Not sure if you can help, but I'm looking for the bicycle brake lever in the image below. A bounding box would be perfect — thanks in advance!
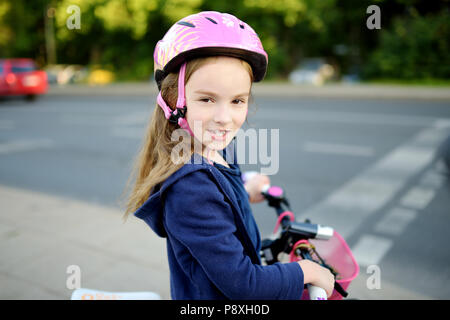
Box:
[334,281,348,298]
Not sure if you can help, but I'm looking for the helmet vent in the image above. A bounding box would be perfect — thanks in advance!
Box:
[239,24,245,29]
[205,17,218,24]
[177,21,195,28]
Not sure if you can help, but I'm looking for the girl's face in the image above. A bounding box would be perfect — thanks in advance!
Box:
[185,56,251,153]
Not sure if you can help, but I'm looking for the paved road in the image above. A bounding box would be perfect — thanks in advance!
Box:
[1,85,449,299]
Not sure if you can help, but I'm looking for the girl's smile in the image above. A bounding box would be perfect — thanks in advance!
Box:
[207,129,232,141]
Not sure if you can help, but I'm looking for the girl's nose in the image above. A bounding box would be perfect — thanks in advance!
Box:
[213,103,232,124]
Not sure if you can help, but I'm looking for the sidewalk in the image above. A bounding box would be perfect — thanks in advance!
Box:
[47,82,450,101]
[0,185,170,299]
[0,184,432,300]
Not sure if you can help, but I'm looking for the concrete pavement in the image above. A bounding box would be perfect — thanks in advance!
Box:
[0,184,170,299]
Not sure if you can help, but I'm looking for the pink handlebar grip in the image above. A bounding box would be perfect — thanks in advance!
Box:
[267,186,283,197]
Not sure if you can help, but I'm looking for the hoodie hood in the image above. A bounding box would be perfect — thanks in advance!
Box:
[133,186,166,237]
[133,141,241,237]
[133,149,261,265]
[133,152,216,237]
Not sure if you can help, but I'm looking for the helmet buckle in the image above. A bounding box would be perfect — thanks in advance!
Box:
[168,106,187,124]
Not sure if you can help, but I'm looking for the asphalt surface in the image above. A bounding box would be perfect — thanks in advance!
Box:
[1,83,449,299]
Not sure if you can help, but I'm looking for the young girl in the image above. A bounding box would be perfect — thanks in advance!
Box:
[124,11,334,300]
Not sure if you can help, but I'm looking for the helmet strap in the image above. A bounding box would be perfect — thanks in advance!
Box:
[156,62,193,136]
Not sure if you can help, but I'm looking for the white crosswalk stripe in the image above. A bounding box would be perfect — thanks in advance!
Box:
[399,186,437,211]
[374,207,418,236]
[297,120,449,240]
[351,235,393,268]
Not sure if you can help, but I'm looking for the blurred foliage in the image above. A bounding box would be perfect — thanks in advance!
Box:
[0,0,448,82]
[362,7,449,80]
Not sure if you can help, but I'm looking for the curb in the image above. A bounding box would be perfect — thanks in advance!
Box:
[47,83,450,101]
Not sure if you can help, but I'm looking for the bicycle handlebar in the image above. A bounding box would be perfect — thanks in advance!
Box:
[261,184,334,240]
[259,183,348,300]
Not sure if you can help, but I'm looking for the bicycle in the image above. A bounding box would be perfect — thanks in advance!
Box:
[71,180,359,300]
[70,288,160,300]
[260,184,360,300]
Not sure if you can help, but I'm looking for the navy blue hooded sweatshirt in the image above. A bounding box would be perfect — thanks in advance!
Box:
[134,148,304,300]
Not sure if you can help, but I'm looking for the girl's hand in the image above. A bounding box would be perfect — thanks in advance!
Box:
[243,173,270,203]
[298,260,335,298]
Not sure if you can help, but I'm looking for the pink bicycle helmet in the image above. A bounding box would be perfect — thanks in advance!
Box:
[154,11,268,137]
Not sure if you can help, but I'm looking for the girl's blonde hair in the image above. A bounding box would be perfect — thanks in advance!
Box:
[122,56,254,220]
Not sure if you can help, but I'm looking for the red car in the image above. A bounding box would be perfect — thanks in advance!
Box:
[0,58,48,100]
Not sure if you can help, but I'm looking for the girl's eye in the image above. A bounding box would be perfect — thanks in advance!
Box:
[199,98,246,104]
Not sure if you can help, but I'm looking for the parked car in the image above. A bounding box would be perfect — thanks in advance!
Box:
[289,58,335,86]
[0,58,48,100]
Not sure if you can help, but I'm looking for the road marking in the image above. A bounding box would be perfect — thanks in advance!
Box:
[419,170,445,189]
[60,115,113,126]
[399,186,437,211]
[374,207,418,236]
[325,176,402,213]
[374,145,435,175]
[297,120,449,239]
[0,139,54,155]
[434,119,450,129]
[256,109,447,127]
[60,112,148,128]
[303,142,374,157]
[415,128,450,145]
[351,234,393,268]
